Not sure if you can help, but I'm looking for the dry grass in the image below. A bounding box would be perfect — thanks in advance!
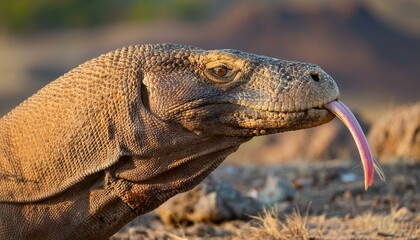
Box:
[165,206,419,240]
[232,205,419,240]
[312,206,420,239]
[235,205,317,240]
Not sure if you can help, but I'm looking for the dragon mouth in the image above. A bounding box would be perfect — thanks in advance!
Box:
[324,100,385,190]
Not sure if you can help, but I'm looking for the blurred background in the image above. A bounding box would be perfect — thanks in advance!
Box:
[0,0,419,163]
[2,3,418,237]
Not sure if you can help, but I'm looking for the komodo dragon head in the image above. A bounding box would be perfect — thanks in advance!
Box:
[141,45,338,136]
[0,44,377,239]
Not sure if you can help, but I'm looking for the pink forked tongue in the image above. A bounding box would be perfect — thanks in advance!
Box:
[325,100,374,190]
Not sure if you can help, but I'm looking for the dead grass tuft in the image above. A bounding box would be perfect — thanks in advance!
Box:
[238,205,317,240]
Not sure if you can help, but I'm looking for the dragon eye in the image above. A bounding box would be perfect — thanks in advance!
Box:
[211,66,229,77]
[204,63,238,83]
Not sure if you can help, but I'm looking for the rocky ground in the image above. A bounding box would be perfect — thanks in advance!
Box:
[111,160,419,240]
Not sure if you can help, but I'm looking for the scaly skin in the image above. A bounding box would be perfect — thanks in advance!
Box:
[0,44,339,239]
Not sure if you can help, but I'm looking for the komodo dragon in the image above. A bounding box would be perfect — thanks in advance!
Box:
[0,43,379,239]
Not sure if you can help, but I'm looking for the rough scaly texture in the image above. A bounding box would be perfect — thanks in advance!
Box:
[0,44,339,239]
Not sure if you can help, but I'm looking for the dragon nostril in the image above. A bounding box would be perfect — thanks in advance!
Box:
[310,72,320,82]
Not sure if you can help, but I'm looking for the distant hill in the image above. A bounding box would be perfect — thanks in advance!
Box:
[199,2,420,106]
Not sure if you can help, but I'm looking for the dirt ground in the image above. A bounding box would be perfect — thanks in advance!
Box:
[112,160,419,240]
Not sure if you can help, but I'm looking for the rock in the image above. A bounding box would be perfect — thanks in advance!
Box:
[258,175,295,205]
[339,172,358,183]
[368,102,420,162]
[155,175,262,224]
[393,207,414,222]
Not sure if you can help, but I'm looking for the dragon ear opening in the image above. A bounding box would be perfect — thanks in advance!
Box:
[140,83,151,111]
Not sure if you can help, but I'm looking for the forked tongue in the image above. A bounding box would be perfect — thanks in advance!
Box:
[324,100,381,190]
